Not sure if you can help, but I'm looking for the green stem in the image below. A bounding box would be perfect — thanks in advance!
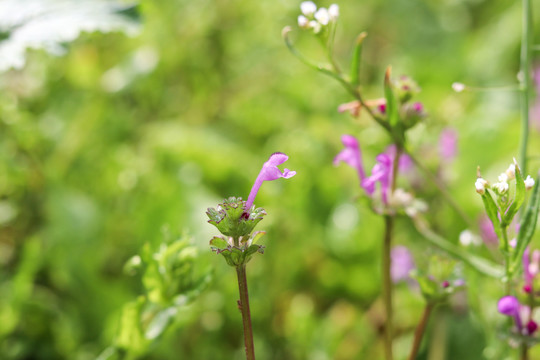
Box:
[236,265,255,360]
[500,225,511,294]
[519,0,533,175]
[408,303,434,360]
[521,343,528,360]
[383,214,394,360]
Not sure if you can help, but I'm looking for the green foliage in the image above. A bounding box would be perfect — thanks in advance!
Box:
[105,234,211,359]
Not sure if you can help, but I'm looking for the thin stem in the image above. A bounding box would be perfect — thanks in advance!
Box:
[408,303,434,360]
[521,343,528,360]
[382,214,394,360]
[236,265,255,360]
[500,225,511,294]
[519,0,533,175]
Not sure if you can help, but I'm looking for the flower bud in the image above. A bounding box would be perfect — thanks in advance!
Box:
[475,178,488,194]
[525,175,535,190]
[328,4,339,20]
[300,1,317,16]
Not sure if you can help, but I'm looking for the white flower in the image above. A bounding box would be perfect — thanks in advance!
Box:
[525,175,535,190]
[475,178,488,194]
[298,15,309,28]
[459,230,481,247]
[498,173,508,183]
[309,20,321,33]
[452,82,466,93]
[300,1,317,16]
[506,164,516,180]
[329,4,339,20]
[314,7,330,25]
[493,181,509,194]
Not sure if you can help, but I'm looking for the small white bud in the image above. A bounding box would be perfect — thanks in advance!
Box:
[525,175,535,190]
[452,82,466,93]
[475,178,488,194]
[309,20,321,34]
[314,7,330,25]
[298,15,309,28]
[493,181,509,194]
[328,4,339,20]
[300,1,317,16]
[506,164,516,180]
[498,173,508,183]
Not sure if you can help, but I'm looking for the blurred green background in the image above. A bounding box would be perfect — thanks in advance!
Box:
[1,0,540,359]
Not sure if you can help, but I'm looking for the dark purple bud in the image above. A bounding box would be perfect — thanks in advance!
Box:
[442,280,450,288]
[378,103,386,114]
[527,320,538,335]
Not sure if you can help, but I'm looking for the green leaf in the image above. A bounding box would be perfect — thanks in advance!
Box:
[384,66,399,127]
[144,307,178,340]
[209,236,230,251]
[481,189,502,239]
[511,174,540,273]
[503,161,525,226]
[0,0,140,72]
[349,32,367,87]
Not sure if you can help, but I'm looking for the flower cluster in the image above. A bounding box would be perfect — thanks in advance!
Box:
[207,153,296,266]
[475,162,535,196]
[498,295,538,337]
[334,135,426,215]
[297,1,339,34]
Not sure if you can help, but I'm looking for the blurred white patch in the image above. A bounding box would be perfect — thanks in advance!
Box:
[459,230,481,246]
[0,201,17,224]
[101,67,128,92]
[132,46,159,74]
[331,203,358,231]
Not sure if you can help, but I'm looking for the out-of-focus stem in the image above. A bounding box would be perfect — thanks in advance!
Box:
[408,303,434,360]
[382,214,394,360]
[236,265,255,360]
[519,0,533,175]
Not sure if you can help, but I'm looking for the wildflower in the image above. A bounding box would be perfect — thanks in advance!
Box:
[300,1,317,16]
[475,178,488,194]
[452,82,466,93]
[328,4,339,20]
[391,246,415,283]
[523,247,540,293]
[333,135,366,183]
[525,175,535,190]
[506,164,516,180]
[314,7,330,25]
[362,153,393,204]
[492,181,509,194]
[245,152,296,210]
[498,296,538,336]
[439,128,458,162]
[298,15,309,28]
[479,216,498,245]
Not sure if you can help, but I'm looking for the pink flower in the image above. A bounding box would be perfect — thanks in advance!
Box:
[439,128,458,162]
[333,135,366,183]
[245,153,296,210]
[391,246,415,283]
[498,296,522,330]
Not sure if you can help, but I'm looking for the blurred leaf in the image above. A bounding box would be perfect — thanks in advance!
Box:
[503,162,525,226]
[384,66,399,127]
[349,32,367,87]
[0,0,140,72]
[511,175,540,273]
[481,189,502,239]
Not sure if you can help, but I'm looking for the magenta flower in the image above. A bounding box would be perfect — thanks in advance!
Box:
[333,135,366,183]
[439,128,458,162]
[523,247,540,293]
[390,246,415,283]
[362,154,393,204]
[245,153,296,210]
[498,295,523,331]
[335,136,409,204]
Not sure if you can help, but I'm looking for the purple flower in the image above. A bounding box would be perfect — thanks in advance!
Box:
[391,246,415,283]
[362,154,393,204]
[498,296,523,331]
[523,247,540,294]
[333,135,366,183]
[335,136,410,205]
[439,128,458,162]
[245,153,296,210]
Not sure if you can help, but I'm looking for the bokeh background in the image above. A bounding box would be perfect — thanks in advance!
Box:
[1,0,540,359]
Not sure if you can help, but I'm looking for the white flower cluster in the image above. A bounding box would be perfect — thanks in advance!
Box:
[475,161,535,195]
[297,1,339,34]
